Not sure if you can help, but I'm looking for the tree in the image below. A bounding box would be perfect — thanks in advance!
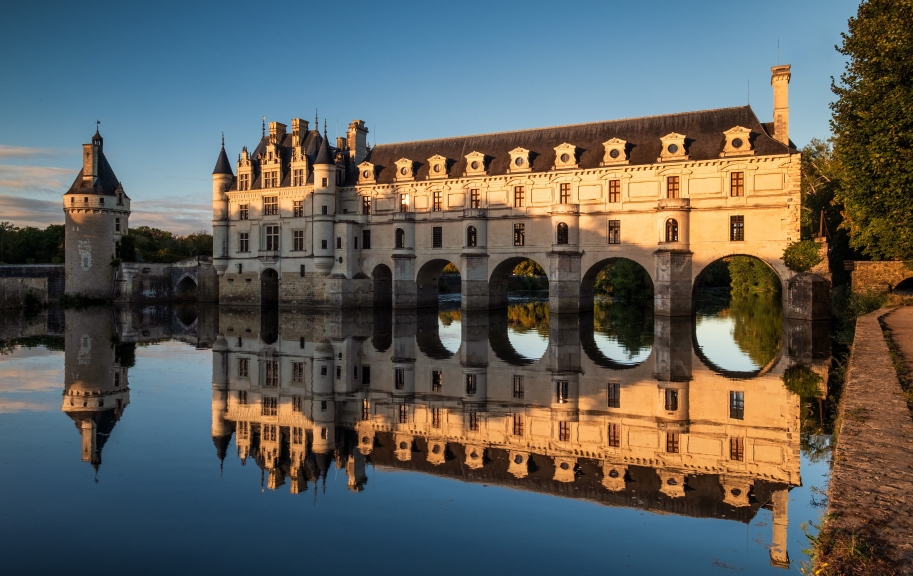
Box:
[831,0,913,260]
[593,260,653,300]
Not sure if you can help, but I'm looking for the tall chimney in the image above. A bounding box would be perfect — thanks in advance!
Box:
[347,120,369,164]
[771,64,791,146]
[82,143,98,184]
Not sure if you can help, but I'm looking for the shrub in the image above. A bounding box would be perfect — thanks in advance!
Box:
[783,364,823,397]
[783,240,824,272]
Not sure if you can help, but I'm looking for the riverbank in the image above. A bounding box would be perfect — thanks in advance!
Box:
[814,307,913,575]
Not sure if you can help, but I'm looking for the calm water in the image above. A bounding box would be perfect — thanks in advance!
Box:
[0,293,831,575]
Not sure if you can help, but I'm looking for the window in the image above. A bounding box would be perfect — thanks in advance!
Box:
[554,380,570,404]
[466,226,477,247]
[559,421,571,442]
[239,204,249,220]
[666,176,680,199]
[288,230,302,251]
[299,265,305,278]
[432,226,443,248]
[239,174,250,191]
[433,190,442,211]
[730,437,744,461]
[729,391,745,420]
[262,424,277,442]
[99,197,104,205]
[238,390,248,405]
[292,169,305,187]
[118,193,123,205]
[398,404,409,424]
[608,220,620,244]
[262,396,278,416]
[336,365,341,380]
[292,362,304,383]
[115,218,120,232]
[469,411,480,431]
[320,400,327,411]
[559,182,571,204]
[665,218,679,242]
[556,222,569,245]
[321,205,327,215]
[607,383,620,408]
[292,426,303,444]
[730,171,745,197]
[237,421,249,439]
[665,432,679,453]
[362,365,371,384]
[432,408,442,429]
[513,375,524,399]
[263,360,279,387]
[664,389,679,411]
[400,194,409,212]
[264,171,279,189]
[730,215,744,241]
[607,423,620,447]
[265,225,280,250]
[395,228,405,249]
[292,396,303,412]
[465,374,477,395]
[608,179,620,203]
[354,236,358,249]
[470,188,480,209]
[320,427,328,439]
[293,200,304,217]
[320,365,327,376]
[394,368,405,390]
[513,223,525,246]
[362,399,371,420]
[512,414,524,436]
[336,237,342,249]
[237,232,249,253]
[514,186,525,207]
[362,195,371,214]
[321,240,327,249]
[362,230,371,249]
[432,370,442,392]
[264,196,278,215]
[238,358,249,378]
[237,263,243,274]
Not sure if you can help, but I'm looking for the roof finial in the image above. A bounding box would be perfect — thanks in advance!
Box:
[315,108,319,130]
[95,119,100,133]
[262,116,266,138]
[323,119,327,136]
[221,132,225,148]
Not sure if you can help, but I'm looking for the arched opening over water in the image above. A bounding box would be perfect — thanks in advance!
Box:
[173,304,198,329]
[260,268,279,305]
[488,302,550,364]
[580,257,654,311]
[174,276,198,301]
[372,264,392,308]
[692,255,783,376]
[416,259,461,309]
[489,257,549,309]
[583,301,654,369]
[416,307,459,359]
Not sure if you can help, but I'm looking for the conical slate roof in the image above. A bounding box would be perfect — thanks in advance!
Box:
[313,133,334,165]
[212,146,234,175]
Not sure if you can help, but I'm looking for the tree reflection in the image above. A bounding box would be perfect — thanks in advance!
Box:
[593,299,654,358]
[729,292,782,368]
[506,302,549,337]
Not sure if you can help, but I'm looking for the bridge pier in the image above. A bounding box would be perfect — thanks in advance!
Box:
[654,250,693,317]
[548,250,582,314]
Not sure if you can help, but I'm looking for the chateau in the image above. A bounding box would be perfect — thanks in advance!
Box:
[213,64,821,317]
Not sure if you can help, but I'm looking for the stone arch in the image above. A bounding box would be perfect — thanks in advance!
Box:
[260,268,279,305]
[415,308,458,359]
[895,276,913,294]
[174,275,198,301]
[487,255,550,310]
[415,258,460,308]
[691,319,782,380]
[580,257,654,311]
[488,310,548,366]
[371,264,393,308]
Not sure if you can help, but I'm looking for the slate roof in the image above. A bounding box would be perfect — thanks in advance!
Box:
[65,134,122,196]
[212,146,234,175]
[357,105,792,186]
[241,129,335,190]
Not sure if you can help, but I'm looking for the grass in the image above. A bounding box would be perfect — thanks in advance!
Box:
[803,517,899,576]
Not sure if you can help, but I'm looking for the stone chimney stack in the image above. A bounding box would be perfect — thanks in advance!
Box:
[82,142,99,184]
[347,120,369,164]
[269,121,287,144]
[291,118,309,147]
[771,64,791,146]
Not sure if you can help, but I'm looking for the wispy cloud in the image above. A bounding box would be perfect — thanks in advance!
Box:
[130,196,213,235]
[0,398,54,413]
[0,145,74,160]
[0,164,73,193]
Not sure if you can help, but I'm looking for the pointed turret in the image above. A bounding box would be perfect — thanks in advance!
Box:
[212,138,234,176]
[314,132,334,165]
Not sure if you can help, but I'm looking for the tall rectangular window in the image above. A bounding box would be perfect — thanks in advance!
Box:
[432,407,442,429]
[238,358,249,378]
[608,220,620,244]
[432,226,443,248]
[513,375,524,399]
[293,230,304,251]
[666,432,680,453]
[292,396,303,413]
[607,423,620,447]
[730,171,745,197]
[465,374,477,395]
[470,189,480,209]
[115,218,121,232]
[293,200,304,217]
[300,265,305,277]
[730,437,744,461]
[556,380,569,404]
[512,414,524,436]
[469,411,480,431]
[514,223,525,246]
[664,389,679,411]
[291,426,303,444]
[400,194,409,212]
[394,368,405,390]
[559,421,571,442]
[292,169,305,187]
[433,191,442,211]
[362,230,371,249]
[237,421,249,439]
[239,174,250,191]
[265,225,280,250]
[398,404,409,424]
[608,179,620,203]
[431,370,442,392]
[292,362,304,383]
[239,232,249,252]
[321,206,327,215]
[262,360,279,387]
[239,204,249,220]
[262,396,278,416]
[514,186,525,207]
[362,365,370,384]
[730,215,745,241]
[336,237,342,249]
[729,391,745,420]
[264,196,278,215]
[362,399,371,420]
[607,382,620,408]
[362,196,371,214]
[667,176,680,199]
[262,424,277,442]
[559,183,571,204]
[263,171,278,188]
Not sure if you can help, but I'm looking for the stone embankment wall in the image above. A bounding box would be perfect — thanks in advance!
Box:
[0,265,65,300]
[114,257,218,303]
[0,277,47,309]
[824,308,913,570]
[849,260,913,293]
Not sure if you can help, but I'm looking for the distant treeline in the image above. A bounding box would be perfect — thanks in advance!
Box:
[0,222,213,265]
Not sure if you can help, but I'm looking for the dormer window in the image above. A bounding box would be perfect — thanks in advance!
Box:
[357,161,376,184]
[601,138,629,166]
[553,143,578,169]
[99,197,104,205]
[721,126,755,157]
[395,158,415,181]
[238,174,250,191]
[508,147,531,173]
[428,155,448,179]
[659,133,689,162]
[464,151,487,176]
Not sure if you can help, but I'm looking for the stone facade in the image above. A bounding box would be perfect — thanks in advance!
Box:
[0,277,47,309]
[848,260,913,293]
[0,264,66,300]
[113,257,219,303]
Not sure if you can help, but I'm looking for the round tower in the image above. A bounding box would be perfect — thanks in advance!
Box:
[212,136,234,276]
[63,130,131,299]
[312,132,336,273]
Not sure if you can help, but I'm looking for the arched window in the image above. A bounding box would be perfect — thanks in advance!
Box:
[556,222,569,245]
[466,226,477,247]
[665,219,679,242]
[395,228,405,249]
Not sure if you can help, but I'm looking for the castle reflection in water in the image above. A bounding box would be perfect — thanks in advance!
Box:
[57,301,830,569]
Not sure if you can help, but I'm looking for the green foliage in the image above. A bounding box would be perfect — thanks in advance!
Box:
[506,302,549,337]
[511,259,545,277]
[442,262,459,274]
[831,0,913,260]
[122,226,213,263]
[783,365,824,397]
[593,260,653,300]
[729,291,783,367]
[783,240,824,272]
[848,290,888,317]
[593,300,654,358]
[728,256,781,294]
[0,222,65,264]
[696,259,731,288]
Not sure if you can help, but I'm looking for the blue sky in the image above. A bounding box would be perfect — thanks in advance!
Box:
[0,0,859,234]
